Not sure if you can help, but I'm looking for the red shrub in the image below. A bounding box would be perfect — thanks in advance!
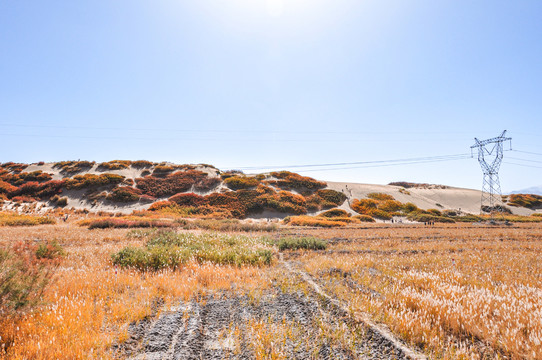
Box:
[107,186,143,202]
[169,193,207,207]
[136,170,208,198]
[0,180,17,194]
[8,180,64,200]
[194,177,221,192]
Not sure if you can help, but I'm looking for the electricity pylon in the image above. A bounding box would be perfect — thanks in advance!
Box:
[471,130,512,218]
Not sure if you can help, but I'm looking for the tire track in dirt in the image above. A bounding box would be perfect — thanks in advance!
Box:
[280,255,427,360]
[121,259,426,360]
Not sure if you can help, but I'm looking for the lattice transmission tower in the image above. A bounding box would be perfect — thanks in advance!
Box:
[471,130,512,217]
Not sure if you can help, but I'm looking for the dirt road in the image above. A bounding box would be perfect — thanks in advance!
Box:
[119,260,423,360]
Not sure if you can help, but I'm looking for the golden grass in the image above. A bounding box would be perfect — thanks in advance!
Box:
[294,224,542,359]
[0,225,267,359]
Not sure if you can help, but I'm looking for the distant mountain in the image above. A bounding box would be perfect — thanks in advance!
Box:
[510,186,542,196]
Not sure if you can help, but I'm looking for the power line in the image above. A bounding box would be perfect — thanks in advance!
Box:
[511,149,542,157]
[503,161,542,169]
[290,157,471,173]
[507,157,542,164]
[233,153,472,172]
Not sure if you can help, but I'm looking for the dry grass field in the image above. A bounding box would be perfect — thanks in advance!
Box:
[1,222,541,359]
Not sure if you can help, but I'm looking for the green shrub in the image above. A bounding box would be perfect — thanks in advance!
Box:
[407,212,455,223]
[224,176,259,190]
[278,237,327,251]
[35,240,65,260]
[402,202,420,213]
[111,232,273,270]
[427,209,442,216]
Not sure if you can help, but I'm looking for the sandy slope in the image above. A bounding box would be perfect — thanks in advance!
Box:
[5,163,537,216]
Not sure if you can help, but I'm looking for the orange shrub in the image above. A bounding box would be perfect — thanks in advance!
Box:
[315,189,347,206]
[18,171,53,183]
[351,199,378,214]
[53,161,95,174]
[268,171,326,191]
[367,192,395,201]
[0,180,17,195]
[97,160,131,170]
[379,200,403,212]
[284,215,346,227]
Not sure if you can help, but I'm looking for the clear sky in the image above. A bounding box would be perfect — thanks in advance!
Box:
[1,1,541,192]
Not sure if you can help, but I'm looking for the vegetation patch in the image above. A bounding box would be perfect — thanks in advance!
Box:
[132,160,154,168]
[506,194,542,209]
[319,208,350,218]
[0,241,62,316]
[136,170,208,198]
[65,173,124,190]
[86,218,175,229]
[107,186,143,202]
[111,231,273,270]
[268,171,326,192]
[224,176,260,190]
[0,212,56,226]
[97,160,131,171]
[53,161,95,174]
[176,218,278,232]
[283,215,347,227]
[353,214,376,222]
[367,192,395,201]
[277,236,327,251]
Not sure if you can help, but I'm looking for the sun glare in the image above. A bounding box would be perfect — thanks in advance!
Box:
[266,0,284,17]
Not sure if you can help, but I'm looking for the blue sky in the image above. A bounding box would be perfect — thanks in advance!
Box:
[1,1,541,192]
